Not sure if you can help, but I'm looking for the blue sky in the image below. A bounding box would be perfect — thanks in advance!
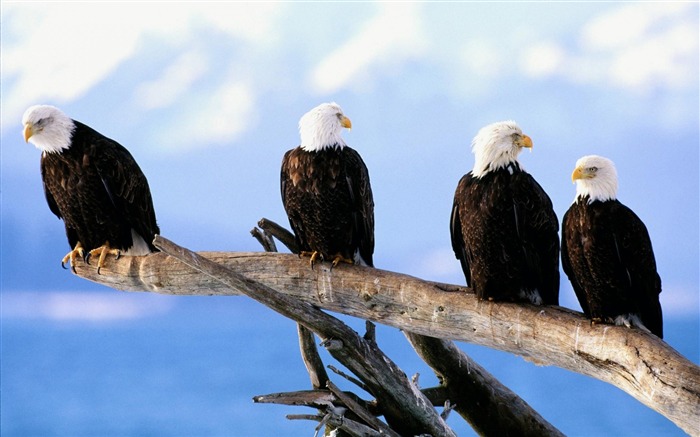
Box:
[1,2,698,435]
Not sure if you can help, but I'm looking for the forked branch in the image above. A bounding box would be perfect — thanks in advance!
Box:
[151,235,455,436]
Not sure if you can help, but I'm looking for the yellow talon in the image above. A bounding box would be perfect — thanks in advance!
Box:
[87,242,121,275]
[61,242,85,273]
[330,254,354,269]
[299,250,322,269]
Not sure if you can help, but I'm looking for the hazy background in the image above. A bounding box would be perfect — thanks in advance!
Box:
[2,2,698,436]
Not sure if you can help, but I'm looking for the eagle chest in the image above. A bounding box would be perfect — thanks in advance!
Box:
[43,150,109,218]
[289,153,344,194]
[44,153,80,201]
[283,148,357,250]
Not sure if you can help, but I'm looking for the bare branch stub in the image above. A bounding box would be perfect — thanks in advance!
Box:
[250,227,277,252]
[253,390,337,408]
[257,218,298,254]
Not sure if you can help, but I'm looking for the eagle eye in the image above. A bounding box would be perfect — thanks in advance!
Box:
[36,117,52,128]
[588,166,598,173]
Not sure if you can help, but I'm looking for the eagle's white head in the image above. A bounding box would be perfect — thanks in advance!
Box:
[571,155,618,203]
[299,102,352,152]
[471,120,533,178]
[22,105,75,154]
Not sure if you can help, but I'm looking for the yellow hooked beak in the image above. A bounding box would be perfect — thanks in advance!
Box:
[23,123,34,142]
[340,115,352,130]
[516,134,533,149]
[571,166,590,183]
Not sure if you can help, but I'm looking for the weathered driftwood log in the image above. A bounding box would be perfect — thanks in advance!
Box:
[149,236,455,437]
[73,244,700,435]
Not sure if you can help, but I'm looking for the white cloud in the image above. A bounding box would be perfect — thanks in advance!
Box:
[1,291,173,322]
[134,51,209,111]
[195,3,281,44]
[520,41,566,79]
[0,3,282,133]
[198,79,256,145]
[159,74,257,151]
[308,3,428,94]
[608,21,698,90]
[520,3,699,93]
[581,2,690,51]
[2,3,146,126]
[460,39,504,78]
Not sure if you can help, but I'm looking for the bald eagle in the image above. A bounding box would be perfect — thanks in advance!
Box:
[562,155,662,337]
[23,105,160,274]
[450,121,559,304]
[281,102,374,268]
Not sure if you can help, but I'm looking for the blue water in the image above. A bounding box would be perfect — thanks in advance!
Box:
[2,291,696,436]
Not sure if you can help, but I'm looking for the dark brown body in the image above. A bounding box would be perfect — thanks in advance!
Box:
[41,121,159,254]
[450,164,560,304]
[561,196,663,337]
[281,145,374,266]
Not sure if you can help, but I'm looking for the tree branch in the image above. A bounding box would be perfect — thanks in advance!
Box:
[250,226,277,253]
[326,380,400,437]
[257,218,298,254]
[297,324,329,390]
[150,235,455,437]
[287,413,384,437]
[405,332,565,436]
[73,246,700,435]
[253,219,561,435]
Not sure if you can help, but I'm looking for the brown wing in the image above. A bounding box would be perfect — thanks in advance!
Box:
[450,174,472,286]
[280,147,309,254]
[86,125,160,251]
[561,204,591,315]
[342,147,374,267]
[612,202,663,337]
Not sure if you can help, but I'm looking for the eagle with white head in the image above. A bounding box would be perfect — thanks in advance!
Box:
[23,104,160,273]
[562,155,663,337]
[450,120,560,304]
[281,102,374,268]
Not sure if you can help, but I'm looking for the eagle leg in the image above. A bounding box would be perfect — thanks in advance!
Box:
[86,242,121,275]
[61,242,86,273]
[330,254,354,269]
[299,250,322,269]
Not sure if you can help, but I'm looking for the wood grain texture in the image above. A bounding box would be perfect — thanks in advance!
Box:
[73,246,700,435]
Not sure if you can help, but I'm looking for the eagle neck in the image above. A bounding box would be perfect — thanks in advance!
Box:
[576,178,618,204]
[472,160,521,179]
[301,141,346,153]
